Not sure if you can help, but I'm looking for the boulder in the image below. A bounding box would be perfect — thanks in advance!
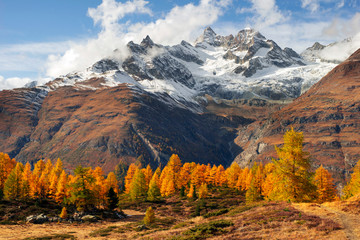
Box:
[26,214,49,224]
[81,215,97,222]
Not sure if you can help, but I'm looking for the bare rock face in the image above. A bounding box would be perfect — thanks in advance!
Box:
[235,48,360,184]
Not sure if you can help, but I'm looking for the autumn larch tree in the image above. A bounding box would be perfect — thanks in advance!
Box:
[21,162,32,200]
[55,170,68,203]
[124,163,138,194]
[198,183,208,199]
[147,172,161,202]
[69,165,96,211]
[144,206,155,225]
[314,165,337,203]
[343,160,360,199]
[129,168,147,201]
[0,153,16,191]
[271,127,316,202]
[3,162,24,200]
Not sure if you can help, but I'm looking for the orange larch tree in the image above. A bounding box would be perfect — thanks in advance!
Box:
[55,170,68,203]
[314,165,337,203]
[0,152,17,190]
[124,163,138,194]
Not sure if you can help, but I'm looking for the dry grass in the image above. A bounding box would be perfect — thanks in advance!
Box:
[1,189,360,240]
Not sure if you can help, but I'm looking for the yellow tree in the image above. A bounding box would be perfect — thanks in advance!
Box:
[167,154,182,189]
[209,165,218,186]
[125,163,138,193]
[343,160,360,199]
[0,153,16,190]
[204,164,212,185]
[53,158,63,177]
[252,163,264,195]
[160,174,176,197]
[198,183,208,199]
[187,184,196,199]
[178,163,192,189]
[226,162,241,189]
[55,170,68,203]
[191,164,206,189]
[3,162,24,200]
[142,165,153,190]
[31,159,45,198]
[314,165,337,203]
[215,165,227,186]
[91,167,107,207]
[48,171,59,199]
[236,167,249,191]
[271,127,316,202]
[106,172,119,193]
[21,162,32,200]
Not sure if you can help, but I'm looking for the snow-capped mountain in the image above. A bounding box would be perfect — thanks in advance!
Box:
[301,34,360,64]
[44,27,336,106]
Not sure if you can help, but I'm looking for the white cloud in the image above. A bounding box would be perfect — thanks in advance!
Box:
[0,41,71,72]
[322,12,360,39]
[337,0,345,8]
[301,0,320,13]
[320,31,360,61]
[45,0,232,78]
[0,75,32,90]
[88,0,152,34]
[237,0,288,29]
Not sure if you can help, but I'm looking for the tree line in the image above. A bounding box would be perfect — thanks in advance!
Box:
[1,128,360,211]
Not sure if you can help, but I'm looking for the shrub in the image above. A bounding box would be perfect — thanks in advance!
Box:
[183,220,234,239]
[144,206,155,225]
[59,207,67,219]
[203,209,229,218]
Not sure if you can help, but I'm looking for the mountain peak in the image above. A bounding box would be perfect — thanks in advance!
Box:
[195,26,218,46]
[203,26,216,35]
[140,35,155,48]
[309,42,325,51]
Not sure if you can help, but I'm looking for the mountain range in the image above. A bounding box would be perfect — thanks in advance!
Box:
[0,27,358,184]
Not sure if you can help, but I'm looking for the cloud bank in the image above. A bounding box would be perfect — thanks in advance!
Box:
[46,0,231,78]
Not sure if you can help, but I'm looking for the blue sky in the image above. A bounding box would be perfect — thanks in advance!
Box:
[0,0,359,89]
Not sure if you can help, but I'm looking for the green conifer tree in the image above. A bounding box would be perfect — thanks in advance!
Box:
[147,172,161,202]
[3,162,24,200]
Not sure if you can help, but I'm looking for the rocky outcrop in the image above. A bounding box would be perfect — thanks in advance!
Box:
[235,48,360,184]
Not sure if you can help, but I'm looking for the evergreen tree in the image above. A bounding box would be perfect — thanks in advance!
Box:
[107,187,118,210]
[114,162,128,192]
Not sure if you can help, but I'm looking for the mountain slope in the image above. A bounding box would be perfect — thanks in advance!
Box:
[0,27,342,171]
[235,48,360,183]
